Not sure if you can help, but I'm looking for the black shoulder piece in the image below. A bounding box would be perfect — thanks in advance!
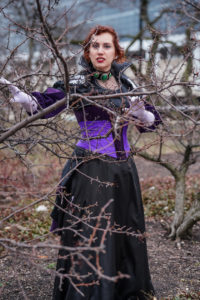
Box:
[53,80,65,92]
[79,70,88,76]
[53,75,87,92]
[69,75,86,86]
[122,74,138,90]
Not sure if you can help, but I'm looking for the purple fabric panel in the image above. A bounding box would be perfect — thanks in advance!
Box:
[74,104,110,123]
[112,133,127,159]
[32,87,66,119]
[50,219,58,232]
[137,103,162,133]
[76,120,117,157]
[122,124,130,154]
[78,120,111,138]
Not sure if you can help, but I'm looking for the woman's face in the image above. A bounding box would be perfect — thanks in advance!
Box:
[88,32,116,72]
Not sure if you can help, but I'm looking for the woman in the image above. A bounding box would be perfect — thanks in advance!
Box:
[0,26,160,299]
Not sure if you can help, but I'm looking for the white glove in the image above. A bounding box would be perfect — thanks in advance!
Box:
[127,96,155,126]
[0,77,19,94]
[0,77,38,113]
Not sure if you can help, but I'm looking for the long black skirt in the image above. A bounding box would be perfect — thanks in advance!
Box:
[51,147,155,300]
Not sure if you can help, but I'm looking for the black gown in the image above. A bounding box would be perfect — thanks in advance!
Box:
[33,58,160,299]
[51,148,155,300]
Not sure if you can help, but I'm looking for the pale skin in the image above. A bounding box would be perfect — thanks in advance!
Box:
[88,32,119,90]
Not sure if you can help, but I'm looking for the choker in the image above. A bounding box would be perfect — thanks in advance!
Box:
[93,71,112,81]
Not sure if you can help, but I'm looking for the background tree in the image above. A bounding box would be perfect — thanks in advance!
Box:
[125,0,200,239]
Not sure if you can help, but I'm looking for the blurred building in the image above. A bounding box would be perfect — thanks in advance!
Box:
[59,0,182,71]
[64,0,174,40]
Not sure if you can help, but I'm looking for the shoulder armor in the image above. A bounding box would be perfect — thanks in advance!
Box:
[125,77,138,90]
[69,75,86,86]
[53,80,65,91]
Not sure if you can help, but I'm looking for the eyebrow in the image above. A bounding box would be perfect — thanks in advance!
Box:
[92,42,112,45]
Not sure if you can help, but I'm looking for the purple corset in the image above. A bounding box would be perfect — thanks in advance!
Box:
[73,104,131,159]
[76,120,130,158]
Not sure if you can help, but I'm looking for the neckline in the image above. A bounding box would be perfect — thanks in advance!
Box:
[95,78,120,92]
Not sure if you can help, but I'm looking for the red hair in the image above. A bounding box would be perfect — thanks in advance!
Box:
[83,25,126,64]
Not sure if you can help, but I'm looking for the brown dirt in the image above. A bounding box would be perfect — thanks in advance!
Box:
[147,219,200,299]
[0,156,199,299]
[0,221,199,300]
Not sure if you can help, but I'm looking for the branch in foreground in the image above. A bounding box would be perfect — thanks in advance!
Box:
[1,81,200,143]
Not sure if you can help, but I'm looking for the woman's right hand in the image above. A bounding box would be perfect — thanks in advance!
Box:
[0,77,20,94]
[0,77,38,113]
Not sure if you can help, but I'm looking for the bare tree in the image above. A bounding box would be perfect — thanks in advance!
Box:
[0,0,200,299]
[125,0,200,239]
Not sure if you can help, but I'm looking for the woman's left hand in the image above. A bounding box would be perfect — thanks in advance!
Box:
[126,96,155,126]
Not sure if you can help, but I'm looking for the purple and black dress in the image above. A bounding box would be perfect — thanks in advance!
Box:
[32,57,161,300]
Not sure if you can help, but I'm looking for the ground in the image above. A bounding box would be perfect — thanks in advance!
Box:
[147,219,200,299]
[0,156,199,299]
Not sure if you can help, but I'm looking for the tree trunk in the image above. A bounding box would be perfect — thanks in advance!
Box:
[176,192,200,238]
[136,144,198,240]
[169,171,186,239]
[181,27,193,99]
[139,0,148,73]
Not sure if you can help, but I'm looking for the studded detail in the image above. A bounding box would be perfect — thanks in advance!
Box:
[69,75,86,85]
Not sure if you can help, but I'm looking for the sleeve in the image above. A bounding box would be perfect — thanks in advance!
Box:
[31,86,66,119]
[30,75,88,119]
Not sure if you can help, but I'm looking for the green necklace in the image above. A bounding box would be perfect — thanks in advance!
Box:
[93,71,112,81]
